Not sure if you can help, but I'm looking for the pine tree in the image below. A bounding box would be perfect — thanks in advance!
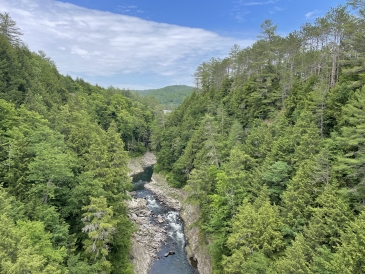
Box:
[0,13,23,45]
[305,184,352,251]
[82,196,117,273]
[336,85,365,204]
[330,212,365,273]
[274,234,312,274]
[222,188,284,273]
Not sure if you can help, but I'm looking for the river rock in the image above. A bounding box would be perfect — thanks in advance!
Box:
[146,173,212,274]
[164,251,175,257]
[145,181,182,211]
[128,155,209,274]
[127,196,167,274]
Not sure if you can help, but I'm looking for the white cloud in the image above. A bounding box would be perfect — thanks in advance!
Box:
[0,0,254,89]
[305,9,320,19]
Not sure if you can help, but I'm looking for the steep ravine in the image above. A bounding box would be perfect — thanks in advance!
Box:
[127,153,211,274]
[127,153,160,274]
[127,152,157,176]
[146,174,212,274]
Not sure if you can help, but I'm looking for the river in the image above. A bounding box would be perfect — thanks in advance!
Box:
[132,166,199,274]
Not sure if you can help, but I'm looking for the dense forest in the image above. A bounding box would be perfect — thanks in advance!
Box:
[132,85,194,110]
[4,0,365,273]
[0,12,157,273]
[153,1,365,273]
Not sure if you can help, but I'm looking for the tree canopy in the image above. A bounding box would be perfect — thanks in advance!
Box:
[153,2,365,273]
[0,12,156,273]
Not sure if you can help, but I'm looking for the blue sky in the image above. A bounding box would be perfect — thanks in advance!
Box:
[63,0,348,36]
[1,0,348,89]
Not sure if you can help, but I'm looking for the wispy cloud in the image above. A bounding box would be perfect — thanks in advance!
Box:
[116,5,145,16]
[232,0,279,22]
[269,6,285,14]
[231,9,251,22]
[238,0,277,6]
[305,9,320,19]
[273,6,284,11]
[1,0,254,89]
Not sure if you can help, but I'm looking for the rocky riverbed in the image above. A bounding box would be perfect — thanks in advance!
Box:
[128,152,211,274]
[146,173,212,274]
[127,197,166,274]
[128,153,158,274]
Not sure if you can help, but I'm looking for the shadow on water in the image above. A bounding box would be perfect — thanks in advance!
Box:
[132,165,154,182]
[132,166,199,274]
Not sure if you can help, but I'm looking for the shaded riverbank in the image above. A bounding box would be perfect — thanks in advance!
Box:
[128,152,156,176]
[128,165,198,273]
[127,152,211,274]
[128,154,158,274]
[128,193,166,274]
[146,173,212,274]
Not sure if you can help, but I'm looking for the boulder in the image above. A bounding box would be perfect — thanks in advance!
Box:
[164,251,176,257]
[157,217,164,223]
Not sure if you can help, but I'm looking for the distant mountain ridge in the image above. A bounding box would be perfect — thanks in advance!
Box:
[132,85,194,109]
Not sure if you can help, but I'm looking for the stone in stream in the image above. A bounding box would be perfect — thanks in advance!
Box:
[164,251,176,257]
[157,217,164,223]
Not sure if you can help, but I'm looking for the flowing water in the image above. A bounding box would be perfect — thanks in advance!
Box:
[132,166,199,274]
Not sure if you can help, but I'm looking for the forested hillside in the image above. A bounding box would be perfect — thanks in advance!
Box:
[133,85,194,109]
[153,2,365,273]
[0,12,155,273]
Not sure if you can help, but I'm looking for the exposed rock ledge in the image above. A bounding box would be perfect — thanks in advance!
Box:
[128,152,156,176]
[128,152,158,274]
[127,197,166,274]
[145,173,212,274]
[128,152,211,274]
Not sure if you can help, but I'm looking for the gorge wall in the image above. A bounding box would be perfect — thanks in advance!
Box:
[128,153,211,274]
[146,173,212,274]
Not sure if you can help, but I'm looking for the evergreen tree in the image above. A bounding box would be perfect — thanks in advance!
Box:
[330,212,365,273]
[82,196,117,273]
[0,13,23,45]
[336,85,365,204]
[222,189,284,273]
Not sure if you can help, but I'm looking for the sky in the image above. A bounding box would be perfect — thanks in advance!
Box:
[1,0,348,90]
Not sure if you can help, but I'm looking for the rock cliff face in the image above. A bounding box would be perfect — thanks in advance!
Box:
[146,174,212,274]
[180,203,212,274]
[128,152,156,176]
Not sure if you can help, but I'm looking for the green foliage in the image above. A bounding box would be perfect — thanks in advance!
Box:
[82,196,117,273]
[274,233,312,274]
[4,4,365,272]
[0,186,67,273]
[132,85,194,109]
[335,85,365,178]
[262,161,291,203]
[0,18,151,272]
[330,212,365,273]
[222,189,284,273]
[153,3,365,272]
[0,12,23,45]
